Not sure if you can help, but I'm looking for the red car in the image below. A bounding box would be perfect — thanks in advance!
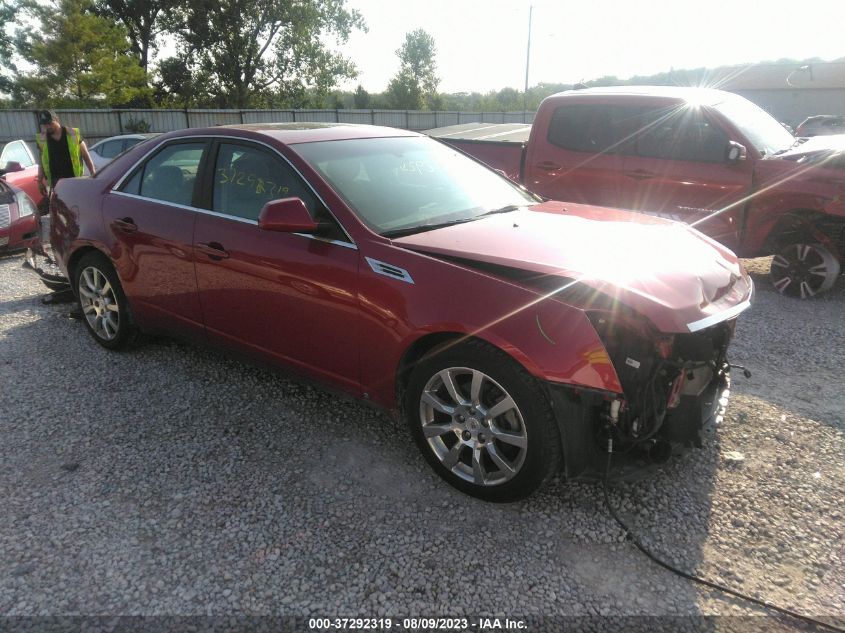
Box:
[0,140,44,208]
[0,177,39,253]
[49,124,752,501]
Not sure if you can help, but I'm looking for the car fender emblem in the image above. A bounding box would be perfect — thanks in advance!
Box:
[365,257,414,284]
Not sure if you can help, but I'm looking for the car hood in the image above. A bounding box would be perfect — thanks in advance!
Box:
[393,202,752,333]
[777,134,845,159]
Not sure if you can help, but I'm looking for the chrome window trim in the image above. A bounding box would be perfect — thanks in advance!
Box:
[111,191,258,225]
[110,134,356,247]
[110,191,357,250]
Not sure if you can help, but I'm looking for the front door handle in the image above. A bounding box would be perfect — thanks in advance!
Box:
[111,217,138,233]
[626,169,655,180]
[196,241,230,260]
[535,161,562,171]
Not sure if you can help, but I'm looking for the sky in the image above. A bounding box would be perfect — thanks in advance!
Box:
[334,0,845,94]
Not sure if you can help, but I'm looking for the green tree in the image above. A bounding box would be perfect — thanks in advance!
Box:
[386,29,439,110]
[353,83,369,108]
[14,0,148,105]
[95,0,176,72]
[0,0,17,93]
[152,54,207,106]
[167,0,365,109]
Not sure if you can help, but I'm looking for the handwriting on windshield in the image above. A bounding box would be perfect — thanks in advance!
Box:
[218,167,289,198]
[398,160,437,174]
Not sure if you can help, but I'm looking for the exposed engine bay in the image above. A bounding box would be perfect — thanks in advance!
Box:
[546,306,734,481]
[589,311,733,458]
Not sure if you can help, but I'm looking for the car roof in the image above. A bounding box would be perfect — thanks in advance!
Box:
[93,133,160,144]
[548,85,733,105]
[204,122,421,145]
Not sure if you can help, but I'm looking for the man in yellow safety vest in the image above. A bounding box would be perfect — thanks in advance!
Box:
[34,109,97,309]
[35,109,97,196]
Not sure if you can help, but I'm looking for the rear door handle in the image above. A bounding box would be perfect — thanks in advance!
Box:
[111,217,137,233]
[626,169,655,180]
[535,161,562,171]
[196,241,230,260]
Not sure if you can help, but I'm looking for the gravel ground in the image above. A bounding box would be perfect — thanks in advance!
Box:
[0,252,843,630]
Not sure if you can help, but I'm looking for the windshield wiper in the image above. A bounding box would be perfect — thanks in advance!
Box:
[479,203,530,216]
[382,204,530,238]
[381,216,482,239]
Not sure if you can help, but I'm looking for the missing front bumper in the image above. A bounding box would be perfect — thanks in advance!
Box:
[544,366,731,482]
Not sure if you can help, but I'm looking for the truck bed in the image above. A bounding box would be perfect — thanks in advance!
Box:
[425,123,531,181]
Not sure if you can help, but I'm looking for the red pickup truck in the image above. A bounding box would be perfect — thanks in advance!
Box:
[429,87,845,298]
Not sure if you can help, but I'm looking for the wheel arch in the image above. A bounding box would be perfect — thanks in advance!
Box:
[394,332,541,412]
[66,244,112,292]
[764,209,845,260]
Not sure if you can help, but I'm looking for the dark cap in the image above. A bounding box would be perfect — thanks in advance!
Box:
[37,109,58,125]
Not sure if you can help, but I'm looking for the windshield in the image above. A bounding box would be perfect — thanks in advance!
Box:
[711,95,795,156]
[292,136,536,235]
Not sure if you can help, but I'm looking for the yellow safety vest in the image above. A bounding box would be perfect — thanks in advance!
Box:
[36,126,83,184]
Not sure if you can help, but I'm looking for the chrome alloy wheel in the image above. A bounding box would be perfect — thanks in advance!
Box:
[770,243,840,299]
[78,266,121,341]
[419,367,528,487]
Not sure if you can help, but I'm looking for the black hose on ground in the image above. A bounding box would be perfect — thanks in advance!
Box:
[602,440,844,633]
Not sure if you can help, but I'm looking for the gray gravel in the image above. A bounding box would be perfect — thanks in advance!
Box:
[0,252,843,625]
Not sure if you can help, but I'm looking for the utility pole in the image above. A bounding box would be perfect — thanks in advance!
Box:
[523,4,533,114]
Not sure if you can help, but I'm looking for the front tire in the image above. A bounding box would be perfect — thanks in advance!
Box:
[769,242,840,299]
[74,252,136,350]
[405,340,562,502]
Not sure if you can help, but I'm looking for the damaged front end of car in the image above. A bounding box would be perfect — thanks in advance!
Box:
[544,294,740,482]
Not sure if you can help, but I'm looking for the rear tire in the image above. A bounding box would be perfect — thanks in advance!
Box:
[74,252,136,350]
[404,339,561,502]
[769,242,840,299]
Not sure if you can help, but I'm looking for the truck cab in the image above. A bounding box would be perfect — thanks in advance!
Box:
[430,87,845,298]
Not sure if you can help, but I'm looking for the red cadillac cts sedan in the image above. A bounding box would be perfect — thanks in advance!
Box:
[48,123,753,501]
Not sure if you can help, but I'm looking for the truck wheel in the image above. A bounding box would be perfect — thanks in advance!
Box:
[770,243,840,299]
[404,339,562,502]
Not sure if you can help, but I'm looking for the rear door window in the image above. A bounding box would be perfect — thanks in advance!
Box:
[547,104,644,154]
[119,142,205,206]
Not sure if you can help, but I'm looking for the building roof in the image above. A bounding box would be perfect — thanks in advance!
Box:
[705,61,845,91]
[425,123,531,143]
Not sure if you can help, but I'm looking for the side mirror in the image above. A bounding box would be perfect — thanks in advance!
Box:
[258,197,319,233]
[1,161,24,173]
[725,141,747,165]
